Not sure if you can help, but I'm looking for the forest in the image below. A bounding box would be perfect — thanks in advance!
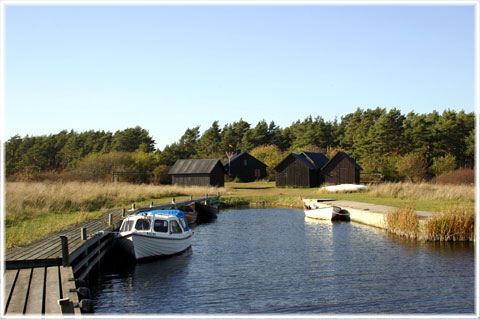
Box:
[5,107,475,183]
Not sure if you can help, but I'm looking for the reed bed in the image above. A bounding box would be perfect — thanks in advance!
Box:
[385,208,420,239]
[424,207,475,242]
[386,206,475,241]
[366,182,475,202]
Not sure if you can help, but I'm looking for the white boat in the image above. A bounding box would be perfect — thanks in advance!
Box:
[304,205,350,221]
[115,209,194,261]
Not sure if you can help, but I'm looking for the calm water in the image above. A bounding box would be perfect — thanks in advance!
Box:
[90,208,475,315]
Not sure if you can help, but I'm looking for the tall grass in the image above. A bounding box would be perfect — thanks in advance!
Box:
[386,206,475,241]
[5,181,229,223]
[424,207,475,241]
[367,182,475,202]
[385,208,420,239]
[5,181,229,248]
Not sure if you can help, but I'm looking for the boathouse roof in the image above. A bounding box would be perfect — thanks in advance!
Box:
[322,151,362,170]
[169,159,227,175]
[302,152,330,169]
[223,152,267,168]
[274,152,329,171]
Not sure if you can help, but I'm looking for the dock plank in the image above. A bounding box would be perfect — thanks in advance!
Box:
[6,268,31,314]
[44,266,61,314]
[60,266,81,316]
[24,267,45,314]
[3,269,19,314]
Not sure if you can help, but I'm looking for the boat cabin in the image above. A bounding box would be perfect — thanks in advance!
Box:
[119,210,190,235]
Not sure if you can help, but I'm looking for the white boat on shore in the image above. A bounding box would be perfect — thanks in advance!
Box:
[304,205,350,221]
[115,210,194,261]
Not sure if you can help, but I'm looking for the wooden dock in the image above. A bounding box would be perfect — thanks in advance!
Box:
[4,266,81,316]
[4,195,220,316]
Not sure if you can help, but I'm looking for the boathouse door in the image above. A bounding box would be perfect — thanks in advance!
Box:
[339,168,348,184]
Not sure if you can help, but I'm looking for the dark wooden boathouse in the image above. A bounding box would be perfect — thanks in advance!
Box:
[322,151,363,184]
[169,159,227,187]
[274,152,329,187]
[224,152,267,182]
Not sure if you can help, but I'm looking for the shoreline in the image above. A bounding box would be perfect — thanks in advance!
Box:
[220,198,475,243]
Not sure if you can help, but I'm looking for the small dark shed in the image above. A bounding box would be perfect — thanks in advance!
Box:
[274,152,329,187]
[169,159,226,187]
[322,151,362,184]
[223,152,267,182]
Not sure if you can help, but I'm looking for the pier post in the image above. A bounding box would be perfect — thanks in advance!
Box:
[81,228,87,241]
[150,202,154,207]
[108,214,113,226]
[58,298,74,314]
[132,203,135,210]
[172,197,176,204]
[190,195,193,200]
[122,208,126,217]
[60,236,70,266]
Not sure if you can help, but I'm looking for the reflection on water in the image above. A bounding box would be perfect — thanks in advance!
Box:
[90,208,475,315]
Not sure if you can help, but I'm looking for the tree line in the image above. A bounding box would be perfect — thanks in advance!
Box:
[5,108,475,182]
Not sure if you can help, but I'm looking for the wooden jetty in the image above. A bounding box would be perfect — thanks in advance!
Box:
[4,195,220,316]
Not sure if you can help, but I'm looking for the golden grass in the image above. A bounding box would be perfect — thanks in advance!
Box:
[5,181,229,248]
[385,208,420,239]
[386,206,475,242]
[424,207,475,241]
[366,182,475,202]
[6,181,229,218]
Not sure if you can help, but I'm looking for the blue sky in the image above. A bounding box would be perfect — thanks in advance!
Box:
[3,2,477,150]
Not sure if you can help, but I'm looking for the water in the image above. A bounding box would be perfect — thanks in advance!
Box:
[90,208,475,315]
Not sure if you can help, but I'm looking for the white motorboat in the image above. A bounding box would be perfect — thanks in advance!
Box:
[115,209,194,261]
[304,205,350,221]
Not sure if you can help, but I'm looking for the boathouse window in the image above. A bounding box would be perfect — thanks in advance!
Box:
[135,219,151,231]
[154,220,168,232]
[171,220,182,233]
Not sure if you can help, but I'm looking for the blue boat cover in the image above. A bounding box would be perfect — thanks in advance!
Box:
[137,209,190,231]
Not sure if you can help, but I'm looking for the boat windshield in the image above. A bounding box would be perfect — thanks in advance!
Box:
[135,219,151,231]
[120,220,134,232]
[153,220,168,233]
[170,220,183,234]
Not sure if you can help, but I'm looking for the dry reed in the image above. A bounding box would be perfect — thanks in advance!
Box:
[5,181,229,220]
[385,208,420,239]
[367,182,475,202]
[424,207,475,241]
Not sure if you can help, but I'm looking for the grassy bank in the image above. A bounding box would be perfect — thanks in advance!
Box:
[5,181,228,248]
[223,181,475,212]
[4,180,475,248]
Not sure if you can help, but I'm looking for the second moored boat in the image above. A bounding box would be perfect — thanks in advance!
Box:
[304,205,350,221]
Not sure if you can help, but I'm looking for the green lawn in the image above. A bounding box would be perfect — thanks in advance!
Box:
[223,181,473,213]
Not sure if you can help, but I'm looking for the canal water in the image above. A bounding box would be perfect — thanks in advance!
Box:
[90,208,475,315]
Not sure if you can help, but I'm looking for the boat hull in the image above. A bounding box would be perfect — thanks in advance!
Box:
[116,232,193,260]
[192,202,218,223]
[184,211,197,225]
[304,206,349,221]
